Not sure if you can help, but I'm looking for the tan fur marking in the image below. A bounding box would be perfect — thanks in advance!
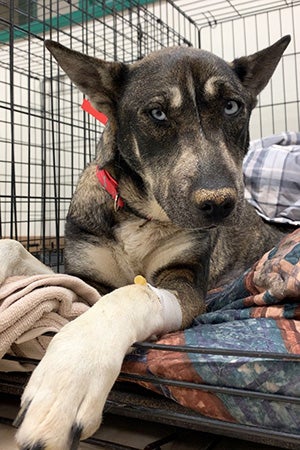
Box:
[116,217,175,273]
[132,136,141,159]
[194,188,237,205]
[83,245,131,287]
[218,141,242,187]
[186,73,196,106]
[219,141,236,167]
[169,86,182,108]
[145,231,196,280]
[147,199,170,222]
[203,76,222,98]
[173,148,199,183]
[82,219,177,289]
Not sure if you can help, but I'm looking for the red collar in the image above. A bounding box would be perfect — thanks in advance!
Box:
[82,102,123,210]
[96,167,124,210]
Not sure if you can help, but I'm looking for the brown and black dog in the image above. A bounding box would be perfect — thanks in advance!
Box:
[15,36,290,450]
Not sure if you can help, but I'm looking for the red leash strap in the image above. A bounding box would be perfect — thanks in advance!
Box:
[96,167,125,210]
[81,99,108,125]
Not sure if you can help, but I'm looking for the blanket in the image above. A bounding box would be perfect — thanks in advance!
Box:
[0,240,101,371]
[122,228,300,433]
[243,131,300,225]
[0,228,299,432]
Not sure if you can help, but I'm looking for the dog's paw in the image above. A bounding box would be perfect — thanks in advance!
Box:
[15,313,122,450]
[14,284,167,450]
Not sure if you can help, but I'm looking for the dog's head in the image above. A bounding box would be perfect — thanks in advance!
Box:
[45,37,290,230]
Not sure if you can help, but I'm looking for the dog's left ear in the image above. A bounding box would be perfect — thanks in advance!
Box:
[231,35,291,96]
[45,40,128,123]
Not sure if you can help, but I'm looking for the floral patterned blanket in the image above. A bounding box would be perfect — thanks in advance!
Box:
[122,229,300,433]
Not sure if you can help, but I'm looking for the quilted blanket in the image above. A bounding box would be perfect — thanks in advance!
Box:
[122,228,300,433]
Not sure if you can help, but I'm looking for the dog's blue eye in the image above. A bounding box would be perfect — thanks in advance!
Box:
[149,108,167,121]
[224,100,240,116]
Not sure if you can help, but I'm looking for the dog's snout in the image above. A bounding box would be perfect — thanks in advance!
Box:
[199,197,235,220]
[194,188,236,222]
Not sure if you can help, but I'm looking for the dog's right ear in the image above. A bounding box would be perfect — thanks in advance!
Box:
[231,35,291,97]
[45,41,128,123]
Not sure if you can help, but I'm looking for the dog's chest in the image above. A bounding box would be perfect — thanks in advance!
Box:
[114,217,189,283]
[115,218,166,271]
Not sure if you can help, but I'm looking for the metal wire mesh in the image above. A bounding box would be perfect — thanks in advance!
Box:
[197,1,300,139]
[174,0,300,26]
[1,0,299,265]
[1,348,300,448]
[0,0,199,268]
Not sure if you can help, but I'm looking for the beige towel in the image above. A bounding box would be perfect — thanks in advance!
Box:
[0,240,101,371]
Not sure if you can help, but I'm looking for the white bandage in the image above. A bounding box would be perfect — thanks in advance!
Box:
[147,283,182,334]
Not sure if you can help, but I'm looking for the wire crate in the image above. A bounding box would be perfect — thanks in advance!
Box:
[0,0,199,268]
[0,1,300,449]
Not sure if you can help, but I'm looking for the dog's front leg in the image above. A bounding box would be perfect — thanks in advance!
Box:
[15,282,182,450]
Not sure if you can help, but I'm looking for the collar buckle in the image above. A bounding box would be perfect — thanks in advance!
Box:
[114,193,121,212]
[96,167,125,210]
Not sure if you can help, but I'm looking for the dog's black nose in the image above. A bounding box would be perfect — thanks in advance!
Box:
[199,198,235,220]
[194,188,236,222]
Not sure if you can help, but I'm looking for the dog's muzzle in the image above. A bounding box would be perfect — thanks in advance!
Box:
[193,188,237,222]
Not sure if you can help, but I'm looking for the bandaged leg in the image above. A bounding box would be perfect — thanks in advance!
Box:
[15,282,182,450]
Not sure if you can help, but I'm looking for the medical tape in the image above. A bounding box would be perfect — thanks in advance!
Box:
[134,275,182,333]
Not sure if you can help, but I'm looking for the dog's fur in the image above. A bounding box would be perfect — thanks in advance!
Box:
[15,36,290,450]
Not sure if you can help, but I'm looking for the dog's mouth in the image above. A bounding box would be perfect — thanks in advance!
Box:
[160,198,245,231]
[155,195,240,231]
[200,224,218,230]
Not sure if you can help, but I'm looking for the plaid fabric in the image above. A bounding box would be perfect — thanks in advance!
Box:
[243,131,300,225]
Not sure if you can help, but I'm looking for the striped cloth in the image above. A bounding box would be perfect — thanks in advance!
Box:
[243,131,300,225]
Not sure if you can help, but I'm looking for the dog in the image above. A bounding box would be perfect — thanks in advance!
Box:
[14,36,290,450]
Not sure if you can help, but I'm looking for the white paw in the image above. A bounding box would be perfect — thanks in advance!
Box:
[14,284,173,450]
[15,310,123,450]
